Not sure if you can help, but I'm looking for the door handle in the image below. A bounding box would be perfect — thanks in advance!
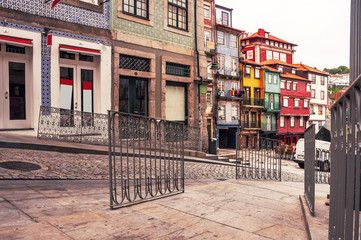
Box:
[5,92,8,99]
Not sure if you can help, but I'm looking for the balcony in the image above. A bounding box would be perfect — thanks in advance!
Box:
[204,41,215,55]
[242,121,261,129]
[243,98,264,107]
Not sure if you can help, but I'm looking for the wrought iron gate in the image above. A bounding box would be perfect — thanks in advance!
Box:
[304,124,315,216]
[329,77,361,239]
[108,111,185,209]
[236,135,282,180]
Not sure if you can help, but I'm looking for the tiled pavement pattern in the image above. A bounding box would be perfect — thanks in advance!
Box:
[0,148,304,182]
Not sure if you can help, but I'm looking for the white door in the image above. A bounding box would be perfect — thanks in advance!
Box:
[267,115,271,131]
[1,58,30,129]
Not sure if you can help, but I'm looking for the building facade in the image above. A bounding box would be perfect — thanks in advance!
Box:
[240,60,264,139]
[240,28,297,64]
[0,0,112,131]
[261,66,281,139]
[295,64,329,132]
[214,5,243,148]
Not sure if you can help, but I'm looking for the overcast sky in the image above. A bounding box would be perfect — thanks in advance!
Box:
[216,0,350,70]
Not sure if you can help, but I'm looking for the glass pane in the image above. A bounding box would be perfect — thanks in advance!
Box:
[60,67,74,126]
[9,62,26,120]
[119,78,129,113]
[134,79,147,115]
[81,69,94,126]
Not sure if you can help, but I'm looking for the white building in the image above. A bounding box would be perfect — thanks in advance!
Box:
[295,64,329,132]
[328,74,350,86]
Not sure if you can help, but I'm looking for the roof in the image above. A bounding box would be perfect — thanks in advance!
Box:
[260,59,296,68]
[240,59,263,66]
[294,63,330,76]
[281,72,311,81]
[215,24,244,33]
[263,66,281,73]
[241,32,297,46]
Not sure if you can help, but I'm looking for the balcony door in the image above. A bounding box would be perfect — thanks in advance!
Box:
[1,58,31,129]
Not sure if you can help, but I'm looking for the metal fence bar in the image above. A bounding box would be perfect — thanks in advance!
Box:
[304,124,315,216]
[236,135,281,181]
[108,111,184,209]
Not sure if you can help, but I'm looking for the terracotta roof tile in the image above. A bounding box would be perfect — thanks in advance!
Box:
[241,32,297,46]
[262,66,281,73]
[294,63,330,76]
[281,72,311,81]
[240,59,263,66]
[215,24,244,33]
[260,59,296,68]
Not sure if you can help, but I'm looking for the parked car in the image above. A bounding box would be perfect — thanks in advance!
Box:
[292,138,331,171]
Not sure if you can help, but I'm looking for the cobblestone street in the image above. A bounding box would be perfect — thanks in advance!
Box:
[0,148,304,182]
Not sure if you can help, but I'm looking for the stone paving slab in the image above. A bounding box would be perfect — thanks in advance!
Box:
[0,179,329,240]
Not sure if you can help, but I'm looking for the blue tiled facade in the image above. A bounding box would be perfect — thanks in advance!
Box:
[0,0,110,106]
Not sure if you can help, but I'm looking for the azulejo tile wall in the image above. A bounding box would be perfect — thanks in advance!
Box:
[111,0,194,49]
[0,0,110,29]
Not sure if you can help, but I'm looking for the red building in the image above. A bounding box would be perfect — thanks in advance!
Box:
[261,59,311,145]
[240,28,297,64]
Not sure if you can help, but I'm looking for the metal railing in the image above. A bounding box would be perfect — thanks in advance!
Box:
[242,121,261,129]
[37,106,108,145]
[328,74,361,239]
[236,135,282,180]
[37,106,200,150]
[243,98,264,107]
[304,124,315,216]
[108,111,185,209]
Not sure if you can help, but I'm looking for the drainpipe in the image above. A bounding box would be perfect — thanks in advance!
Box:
[194,0,203,152]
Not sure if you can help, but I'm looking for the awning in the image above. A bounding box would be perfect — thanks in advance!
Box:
[0,35,32,47]
[59,45,101,55]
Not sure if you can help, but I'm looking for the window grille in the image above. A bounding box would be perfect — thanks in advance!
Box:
[119,54,150,72]
[166,62,190,77]
[6,44,25,54]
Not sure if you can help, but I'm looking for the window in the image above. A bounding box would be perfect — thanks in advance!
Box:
[246,40,250,45]
[231,82,238,90]
[221,11,229,25]
[255,68,260,79]
[310,104,314,114]
[292,68,296,75]
[119,77,148,116]
[245,66,251,77]
[270,41,274,46]
[231,58,238,74]
[230,34,237,48]
[244,87,250,98]
[166,62,190,77]
[318,105,323,115]
[231,106,238,120]
[204,5,210,19]
[218,81,225,92]
[206,92,212,106]
[283,97,289,107]
[273,52,279,60]
[275,42,279,47]
[300,117,304,127]
[286,81,291,90]
[218,55,225,72]
[321,90,325,100]
[280,53,286,62]
[266,40,269,45]
[311,89,315,98]
[119,54,151,72]
[284,44,288,49]
[290,116,295,127]
[280,43,283,48]
[123,0,149,19]
[280,80,285,89]
[273,75,277,84]
[304,100,309,109]
[6,44,25,54]
[321,76,325,85]
[312,74,316,84]
[247,50,254,59]
[293,82,297,91]
[280,116,285,128]
[79,54,94,62]
[218,105,225,120]
[306,84,311,92]
[204,31,211,47]
[269,94,274,109]
[266,50,272,60]
[278,66,283,73]
[268,74,272,84]
[60,51,75,60]
[294,99,299,108]
[168,0,188,31]
[217,31,224,44]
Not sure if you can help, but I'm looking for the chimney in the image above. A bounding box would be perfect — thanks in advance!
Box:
[258,28,265,37]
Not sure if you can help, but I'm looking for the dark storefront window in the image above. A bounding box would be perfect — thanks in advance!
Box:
[119,76,148,116]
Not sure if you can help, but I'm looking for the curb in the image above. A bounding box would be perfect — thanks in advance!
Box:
[299,195,312,240]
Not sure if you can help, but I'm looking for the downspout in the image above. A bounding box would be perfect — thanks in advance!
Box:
[194,0,203,151]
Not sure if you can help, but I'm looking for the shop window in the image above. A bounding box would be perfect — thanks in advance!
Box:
[6,44,25,54]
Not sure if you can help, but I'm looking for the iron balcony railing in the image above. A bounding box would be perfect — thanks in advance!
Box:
[243,98,264,107]
[242,121,261,129]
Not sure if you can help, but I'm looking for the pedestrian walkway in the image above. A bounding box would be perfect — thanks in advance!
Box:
[0,179,329,239]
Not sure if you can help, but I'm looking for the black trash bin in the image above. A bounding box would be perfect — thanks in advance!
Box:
[209,138,217,155]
